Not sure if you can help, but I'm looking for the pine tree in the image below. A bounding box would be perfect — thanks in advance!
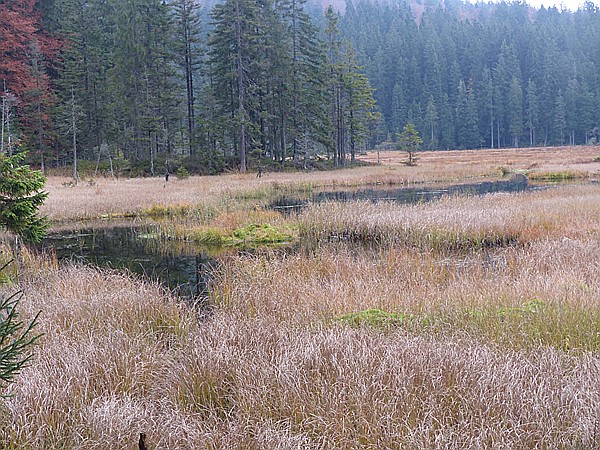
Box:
[398,123,422,166]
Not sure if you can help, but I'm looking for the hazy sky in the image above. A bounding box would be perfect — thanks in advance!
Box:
[528,0,588,9]
[469,0,598,11]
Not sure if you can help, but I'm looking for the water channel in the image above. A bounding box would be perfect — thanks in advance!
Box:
[40,176,539,299]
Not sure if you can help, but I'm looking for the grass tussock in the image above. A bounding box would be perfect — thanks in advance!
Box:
[527,170,589,181]
[213,240,600,352]
[153,209,297,248]
[3,147,600,448]
[297,184,600,249]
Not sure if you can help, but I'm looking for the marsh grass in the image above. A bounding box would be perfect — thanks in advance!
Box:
[41,146,600,223]
[297,184,600,250]
[0,240,598,448]
[151,209,297,249]
[212,239,600,352]
[1,250,598,449]
[2,147,600,448]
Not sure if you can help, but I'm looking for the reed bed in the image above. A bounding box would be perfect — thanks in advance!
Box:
[0,256,598,449]
[297,184,600,250]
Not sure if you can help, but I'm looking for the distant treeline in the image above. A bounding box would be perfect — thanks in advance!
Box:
[1,0,377,175]
[341,0,600,150]
[2,0,600,175]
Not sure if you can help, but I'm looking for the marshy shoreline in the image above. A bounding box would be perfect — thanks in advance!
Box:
[1,147,599,449]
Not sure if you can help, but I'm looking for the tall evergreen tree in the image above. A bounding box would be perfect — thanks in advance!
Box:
[456,79,479,149]
[508,76,523,147]
[109,0,179,172]
[325,5,344,167]
[554,89,566,145]
[279,0,329,163]
[208,0,263,172]
[424,96,438,149]
[172,0,203,156]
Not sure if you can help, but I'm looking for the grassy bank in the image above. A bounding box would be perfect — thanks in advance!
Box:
[1,146,599,448]
[1,240,599,448]
[296,184,600,250]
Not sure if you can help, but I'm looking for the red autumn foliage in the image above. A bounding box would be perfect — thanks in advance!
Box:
[0,0,62,99]
[0,0,63,155]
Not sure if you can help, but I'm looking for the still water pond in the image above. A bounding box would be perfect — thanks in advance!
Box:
[41,177,537,298]
[41,225,215,299]
[271,176,531,211]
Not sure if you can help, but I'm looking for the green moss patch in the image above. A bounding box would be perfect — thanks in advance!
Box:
[189,223,296,248]
[528,170,588,182]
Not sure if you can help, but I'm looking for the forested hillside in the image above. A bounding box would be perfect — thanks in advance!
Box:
[341,0,600,150]
[1,0,600,175]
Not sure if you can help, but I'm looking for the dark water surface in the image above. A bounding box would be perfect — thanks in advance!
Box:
[40,225,215,299]
[40,176,538,298]
[271,175,532,211]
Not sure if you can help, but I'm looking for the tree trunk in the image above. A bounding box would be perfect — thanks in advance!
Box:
[71,89,78,181]
[184,13,195,156]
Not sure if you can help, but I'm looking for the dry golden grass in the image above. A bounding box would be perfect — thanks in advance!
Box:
[2,147,600,448]
[297,184,600,248]
[1,254,598,449]
[41,146,600,222]
[364,145,600,176]
[214,239,600,349]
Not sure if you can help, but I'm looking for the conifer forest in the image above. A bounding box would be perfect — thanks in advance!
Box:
[2,0,600,175]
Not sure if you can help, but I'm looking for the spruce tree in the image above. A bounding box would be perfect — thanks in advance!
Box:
[0,153,48,243]
[172,0,204,156]
[208,0,263,172]
[0,289,40,393]
[398,123,422,166]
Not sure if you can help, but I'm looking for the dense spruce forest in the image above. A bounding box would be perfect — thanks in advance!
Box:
[2,0,600,175]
